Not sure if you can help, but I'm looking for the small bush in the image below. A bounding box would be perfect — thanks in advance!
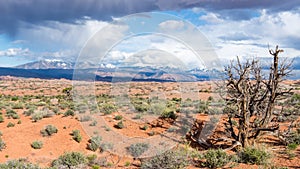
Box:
[0,138,6,151]
[40,125,58,137]
[0,159,41,169]
[115,121,125,129]
[238,146,271,165]
[64,109,75,117]
[51,152,87,168]
[160,109,177,120]
[31,141,43,149]
[0,115,4,123]
[7,122,15,128]
[89,120,97,126]
[100,142,113,152]
[101,103,116,115]
[287,143,298,150]
[88,136,102,152]
[202,149,232,169]
[127,143,149,158]
[72,130,82,143]
[114,115,123,120]
[140,125,148,130]
[6,109,19,119]
[141,148,190,169]
[80,115,92,122]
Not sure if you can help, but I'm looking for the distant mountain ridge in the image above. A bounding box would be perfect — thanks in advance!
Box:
[3,57,300,81]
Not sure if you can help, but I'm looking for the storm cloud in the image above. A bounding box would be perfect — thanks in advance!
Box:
[1,0,300,35]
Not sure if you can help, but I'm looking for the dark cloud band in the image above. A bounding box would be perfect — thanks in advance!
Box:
[0,0,299,35]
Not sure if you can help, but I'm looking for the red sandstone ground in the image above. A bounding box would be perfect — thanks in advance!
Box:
[0,76,299,168]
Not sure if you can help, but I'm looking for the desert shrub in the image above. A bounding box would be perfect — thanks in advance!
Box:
[127,142,149,158]
[285,129,300,145]
[287,143,298,150]
[141,148,190,169]
[11,96,19,101]
[87,136,102,152]
[99,142,113,152]
[238,146,271,165]
[31,141,43,149]
[79,115,92,122]
[133,100,149,113]
[40,125,58,137]
[7,122,15,128]
[140,125,148,130]
[71,130,82,143]
[0,159,41,169]
[31,109,54,122]
[100,103,116,115]
[31,111,44,122]
[114,115,123,120]
[24,108,35,116]
[115,120,125,129]
[160,108,177,120]
[51,152,87,168]
[89,120,97,126]
[12,103,23,109]
[5,109,19,119]
[0,138,6,151]
[64,109,75,117]
[0,115,4,123]
[201,149,232,169]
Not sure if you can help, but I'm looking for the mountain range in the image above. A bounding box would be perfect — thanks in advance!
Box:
[1,58,299,81]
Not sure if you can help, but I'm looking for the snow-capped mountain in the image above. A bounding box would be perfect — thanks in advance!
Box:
[15,59,74,69]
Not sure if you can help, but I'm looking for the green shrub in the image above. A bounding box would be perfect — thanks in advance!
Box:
[0,159,41,169]
[127,142,149,158]
[5,109,19,119]
[12,103,23,109]
[160,108,177,120]
[100,142,114,152]
[141,148,190,169]
[114,115,123,120]
[7,122,15,128]
[31,141,43,149]
[238,146,271,165]
[31,109,54,122]
[140,125,148,130]
[100,103,116,115]
[71,130,82,143]
[64,109,75,117]
[0,115,4,123]
[287,143,298,150]
[115,121,125,129]
[202,149,232,169]
[51,152,87,168]
[88,136,102,152]
[286,130,300,145]
[0,138,6,151]
[89,120,97,126]
[40,125,58,137]
[79,115,92,122]
[11,96,19,101]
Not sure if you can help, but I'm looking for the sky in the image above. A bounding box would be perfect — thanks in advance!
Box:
[0,0,300,68]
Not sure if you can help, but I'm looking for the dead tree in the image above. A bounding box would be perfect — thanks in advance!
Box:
[223,46,292,147]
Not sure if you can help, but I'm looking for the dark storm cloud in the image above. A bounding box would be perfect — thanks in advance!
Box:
[1,0,300,35]
[0,0,157,35]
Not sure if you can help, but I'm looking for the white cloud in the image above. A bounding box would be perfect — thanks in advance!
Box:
[159,20,185,31]
[16,19,109,60]
[199,12,223,24]
[0,48,30,57]
[198,9,300,59]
